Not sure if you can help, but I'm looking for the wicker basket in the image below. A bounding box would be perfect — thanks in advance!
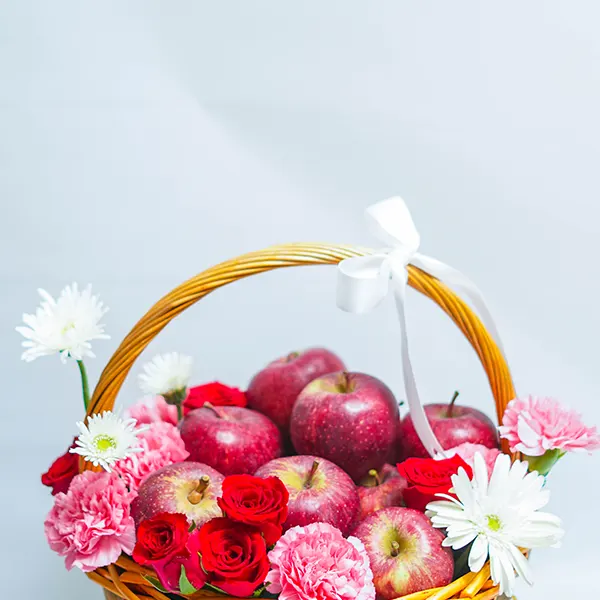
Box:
[81,243,516,600]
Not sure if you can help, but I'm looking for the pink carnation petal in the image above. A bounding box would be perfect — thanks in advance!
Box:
[113,422,189,492]
[268,523,375,600]
[500,395,600,456]
[44,471,136,572]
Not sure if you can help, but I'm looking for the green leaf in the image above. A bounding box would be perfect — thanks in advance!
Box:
[203,581,228,594]
[179,565,199,595]
[252,585,266,597]
[142,575,168,593]
[188,521,197,533]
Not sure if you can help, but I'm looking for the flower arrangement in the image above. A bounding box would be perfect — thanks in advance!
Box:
[26,199,600,600]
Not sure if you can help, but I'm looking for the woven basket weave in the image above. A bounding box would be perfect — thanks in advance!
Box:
[81,243,517,600]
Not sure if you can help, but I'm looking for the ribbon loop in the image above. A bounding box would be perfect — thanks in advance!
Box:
[336,196,506,458]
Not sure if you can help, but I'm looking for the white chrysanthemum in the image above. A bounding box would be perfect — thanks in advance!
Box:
[138,352,193,396]
[426,453,564,597]
[70,411,147,472]
[16,283,109,362]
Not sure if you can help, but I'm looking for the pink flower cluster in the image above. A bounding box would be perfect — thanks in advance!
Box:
[114,422,189,492]
[441,442,501,476]
[499,395,600,456]
[44,471,136,572]
[125,396,178,427]
[267,522,375,600]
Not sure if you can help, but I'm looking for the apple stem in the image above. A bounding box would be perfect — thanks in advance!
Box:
[390,541,400,557]
[368,469,382,486]
[305,460,320,488]
[335,372,353,393]
[447,390,460,418]
[203,402,223,419]
[187,475,210,505]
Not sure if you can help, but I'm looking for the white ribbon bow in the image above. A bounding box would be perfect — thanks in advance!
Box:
[336,197,505,457]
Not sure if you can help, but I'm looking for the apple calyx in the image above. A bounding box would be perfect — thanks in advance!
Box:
[304,460,320,488]
[446,391,460,418]
[187,475,211,504]
[390,540,401,557]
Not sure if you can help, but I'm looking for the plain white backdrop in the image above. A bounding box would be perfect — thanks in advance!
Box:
[2,2,600,598]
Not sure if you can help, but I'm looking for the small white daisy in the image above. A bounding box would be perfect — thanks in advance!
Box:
[70,411,147,472]
[138,352,193,396]
[16,283,109,363]
[426,453,564,597]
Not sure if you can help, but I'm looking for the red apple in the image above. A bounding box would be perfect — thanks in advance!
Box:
[246,348,345,431]
[131,461,224,527]
[357,464,408,520]
[255,455,359,535]
[180,405,282,475]
[290,372,399,481]
[352,507,453,599]
[398,392,499,459]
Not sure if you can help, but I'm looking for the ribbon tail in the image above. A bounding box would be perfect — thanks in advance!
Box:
[412,254,506,357]
[392,276,445,458]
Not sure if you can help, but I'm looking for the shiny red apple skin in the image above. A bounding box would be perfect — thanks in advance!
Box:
[290,372,400,482]
[357,464,408,520]
[246,348,345,431]
[255,455,359,535]
[180,406,282,475]
[131,461,224,527]
[398,404,499,459]
[352,507,453,599]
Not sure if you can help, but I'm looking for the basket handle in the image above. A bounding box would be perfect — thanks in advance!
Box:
[86,243,515,460]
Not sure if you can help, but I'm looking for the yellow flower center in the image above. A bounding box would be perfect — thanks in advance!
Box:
[94,435,117,453]
[487,514,502,532]
[61,321,76,334]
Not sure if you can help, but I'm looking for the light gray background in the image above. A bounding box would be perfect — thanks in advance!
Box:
[1,2,599,599]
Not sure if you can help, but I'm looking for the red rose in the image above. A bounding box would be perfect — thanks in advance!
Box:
[397,455,473,513]
[41,442,79,495]
[198,517,269,597]
[132,513,189,565]
[153,529,206,593]
[184,382,247,414]
[133,513,206,593]
[217,475,289,546]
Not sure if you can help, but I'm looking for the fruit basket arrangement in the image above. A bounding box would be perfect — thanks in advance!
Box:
[28,198,600,600]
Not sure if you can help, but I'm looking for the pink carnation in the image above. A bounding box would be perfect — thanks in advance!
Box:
[114,422,189,492]
[442,443,502,476]
[499,395,600,456]
[267,522,375,600]
[125,396,178,426]
[44,471,136,572]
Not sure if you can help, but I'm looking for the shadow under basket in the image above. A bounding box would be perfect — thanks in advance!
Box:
[82,243,518,600]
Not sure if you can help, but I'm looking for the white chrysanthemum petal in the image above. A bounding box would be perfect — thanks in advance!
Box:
[490,542,516,596]
[451,468,476,508]
[506,543,534,586]
[16,284,109,362]
[138,352,192,395]
[426,453,564,598]
[69,410,147,471]
[472,452,489,496]
[468,535,489,573]
[445,531,478,549]
[487,452,510,499]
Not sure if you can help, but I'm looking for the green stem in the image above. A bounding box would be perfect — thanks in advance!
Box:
[524,448,566,476]
[176,403,184,422]
[77,360,90,410]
